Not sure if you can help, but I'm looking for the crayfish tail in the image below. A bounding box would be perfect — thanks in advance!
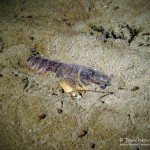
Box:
[27,54,62,76]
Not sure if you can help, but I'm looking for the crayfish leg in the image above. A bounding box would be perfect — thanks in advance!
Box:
[59,80,73,93]
[71,85,89,98]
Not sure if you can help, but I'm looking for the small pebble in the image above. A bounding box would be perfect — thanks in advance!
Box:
[118,87,125,90]
[90,143,95,148]
[29,36,34,41]
[90,32,94,35]
[39,114,47,121]
[113,6,119,10]
[61,89,64,93]
[27,15,33,19]
[14,14,18,18]
[138,43,143,46]
[101,100,105,104]
[0,73,3,77]
[78,130,88,137]
[131,86,139,91]
[67,23,71,26]
[57,108,63,114]
[62,18,67,22]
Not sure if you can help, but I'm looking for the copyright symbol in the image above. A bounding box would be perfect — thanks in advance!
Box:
[119,138,123,142]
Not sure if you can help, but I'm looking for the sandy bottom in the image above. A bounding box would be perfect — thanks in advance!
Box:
[0,0,150,149]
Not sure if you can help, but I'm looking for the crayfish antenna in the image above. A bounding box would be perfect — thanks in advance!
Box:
[75,90,113,94]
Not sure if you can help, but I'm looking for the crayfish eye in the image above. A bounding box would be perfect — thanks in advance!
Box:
[99,84,107,89]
